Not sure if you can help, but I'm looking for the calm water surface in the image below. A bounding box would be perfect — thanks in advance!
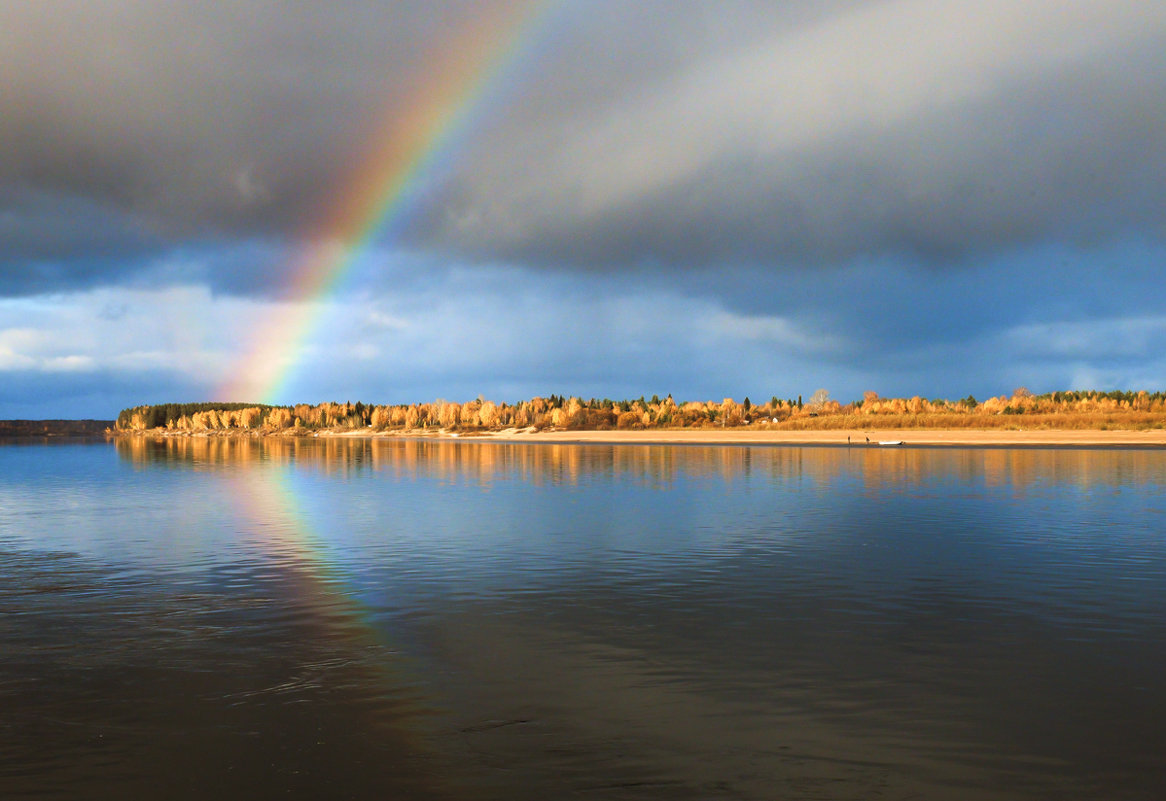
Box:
[2,438,1164,800]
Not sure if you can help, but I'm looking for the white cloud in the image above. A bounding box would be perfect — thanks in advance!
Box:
[0,346,36,370]
[703,311,843,354]
[1001,316,1166,361]
[41,355,97,372]
[0,285,261,384]
[266,268,853,404]
[364,311,410,331]
[232,165,270,206]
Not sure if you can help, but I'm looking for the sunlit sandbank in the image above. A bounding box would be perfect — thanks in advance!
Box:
[481,427,1166,447]
[123,425,1166,448]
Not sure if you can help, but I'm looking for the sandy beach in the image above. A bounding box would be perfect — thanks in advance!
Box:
[305,426,1166,447]
[470,427,1166,447]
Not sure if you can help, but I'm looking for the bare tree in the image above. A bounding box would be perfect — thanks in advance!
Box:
[808,388,830,412]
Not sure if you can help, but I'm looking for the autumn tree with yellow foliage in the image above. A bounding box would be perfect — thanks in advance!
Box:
[116,388,1166,435]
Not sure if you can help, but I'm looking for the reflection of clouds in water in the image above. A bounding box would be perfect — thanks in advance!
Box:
[26,436,1166,798]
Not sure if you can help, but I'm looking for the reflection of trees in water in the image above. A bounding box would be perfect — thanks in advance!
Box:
[853,447,1166,493]
[115,437,812,487]
[115,436,1166,492]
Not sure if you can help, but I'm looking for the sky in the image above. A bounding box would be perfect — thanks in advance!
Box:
[2,0,1165,419]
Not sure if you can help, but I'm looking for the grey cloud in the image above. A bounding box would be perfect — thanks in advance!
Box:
[1,0,444,236]
[0,367,205,419]
[435,0,1166,267]
[2,0,1164,297]
[0,187,161,293]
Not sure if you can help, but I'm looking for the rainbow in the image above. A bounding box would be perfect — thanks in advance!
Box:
[217,0,560,404]
[231,459,435,737]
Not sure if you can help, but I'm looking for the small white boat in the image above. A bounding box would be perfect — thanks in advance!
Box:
[878,440,903,446]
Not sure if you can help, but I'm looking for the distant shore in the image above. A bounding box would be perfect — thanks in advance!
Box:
[117,426,1166,447]
[0,419,113,438]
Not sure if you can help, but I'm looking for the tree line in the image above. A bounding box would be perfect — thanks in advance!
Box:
[115,388,1166,433]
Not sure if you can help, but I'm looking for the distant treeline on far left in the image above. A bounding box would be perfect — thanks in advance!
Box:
[0,419,113,437]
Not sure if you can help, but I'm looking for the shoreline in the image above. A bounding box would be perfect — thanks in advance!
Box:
[116,427,1166,448]
[479,428,1166,447]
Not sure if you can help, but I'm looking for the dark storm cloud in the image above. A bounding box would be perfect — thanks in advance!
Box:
[435,0,1166,268]
[1,1,465,238]
[0,186,163,294]
[0,367,204,419]
[2,0,1164,297]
